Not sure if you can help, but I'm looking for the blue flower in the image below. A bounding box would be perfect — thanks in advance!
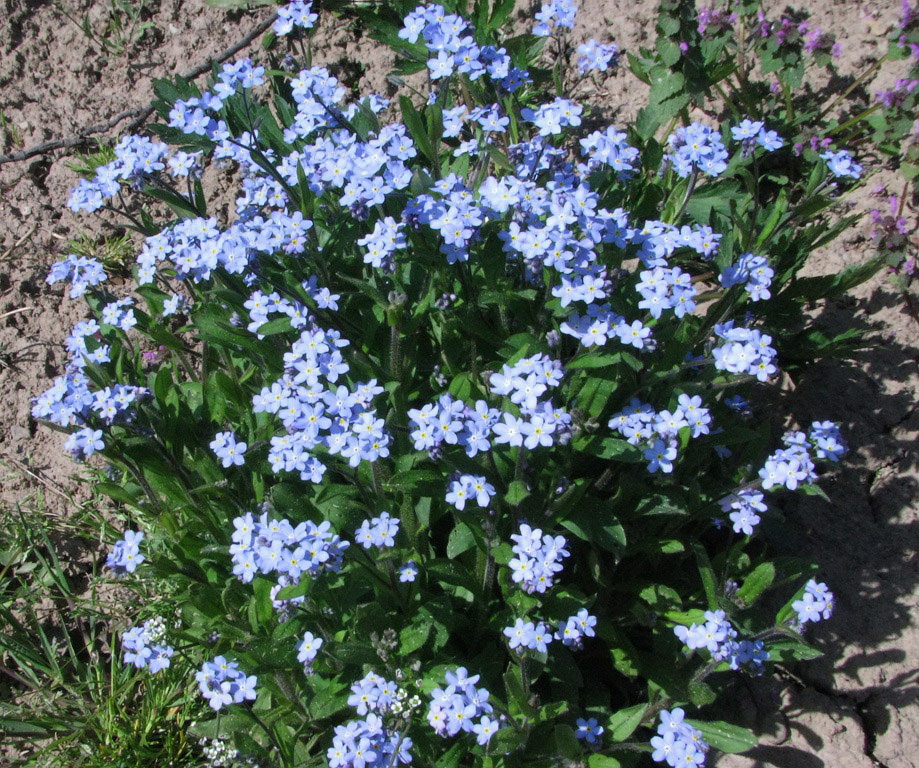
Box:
[106,530,145,575]
[821,149,862,180]
[210,431,248,468]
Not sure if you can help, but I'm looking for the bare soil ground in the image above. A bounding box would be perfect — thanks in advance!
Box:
[0,1,916,766]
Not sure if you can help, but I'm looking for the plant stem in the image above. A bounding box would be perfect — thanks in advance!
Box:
[673,168,699,223]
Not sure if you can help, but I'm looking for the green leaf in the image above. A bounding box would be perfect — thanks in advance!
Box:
[567,352,621,370]
[257,316,294,336]
[781,256,883,303]
[607,703,645,741]
[248,577,274,632]
[275,576,312,602]
[800,484,832,503]
[504,664,535,717]
[767,638,824,661]
[400,622,431,655]
[554,724,582,758]
[588,755,622,768]
[684,719,757,754]
[189,713,251,739]
[755,189,789,248]
[400,96,437,166]
[691,540,719,610]
[490,726,528,755]
[446,521,476,559]
[689,681,717,707]
[737,562,776,605]
[504,479,530,506]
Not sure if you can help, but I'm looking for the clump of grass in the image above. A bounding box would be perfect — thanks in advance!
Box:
[52,0,158,56]
[67,231,135,272]
[0,492,199,768]
[66,143,118,182]
[0,110,24,152]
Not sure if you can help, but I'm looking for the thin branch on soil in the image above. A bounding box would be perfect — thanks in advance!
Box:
[0,455,75,505]
[0,14,277,167]
[1,225,38,261]
[0,307,35,321]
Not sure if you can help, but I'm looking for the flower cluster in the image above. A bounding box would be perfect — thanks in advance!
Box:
[664,123,729,178]
[253,324,391,482]
[556,608,598,648]
[697,7,738,37]
[198,737,251,768]
[503,618,555,652]
[329,672,415,767]
[875,77,919,108]
[64,426,105,461]
[167,58,266,142]
[869,193,912,257]
[509,523,570,594]
[674,610,769,673]
[210,430,248,468]
[67,136,168,213]
[46,254,108,297]
[122,617,174,673]
[756,11,841,58]
[800,22,841,58]
[273,0,317,35]
[409,354,570,467]
[522,98,583,136]
[793,579,835,626]
[358,216,406,271]
[504,607,597,653]
[399,4,528,91]
[228,511,349,587]
[427,667,498,746]
[719,253,774,301]
[532,0,578,36]
[635,265,698,319]
[355,512,400,549]
[821,149,862,180]
[106,530,145,575]
[101,297,138,332]
[196,657,258,711]
[576,40,619,74]
[651,708,710,766]
[712,321,778,382]
[445,474,496,511]
[608,394,712,474]
[399,562,419,582]
[718,490,768,535]
[808,421,847,462]
[579,125,640,177]
[730,119,784,152]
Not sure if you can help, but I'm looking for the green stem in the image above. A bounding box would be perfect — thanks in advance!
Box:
[672,168,698,224]
[816,59,883,123]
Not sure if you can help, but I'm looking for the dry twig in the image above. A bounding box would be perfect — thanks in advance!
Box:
[0,14,276,167]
